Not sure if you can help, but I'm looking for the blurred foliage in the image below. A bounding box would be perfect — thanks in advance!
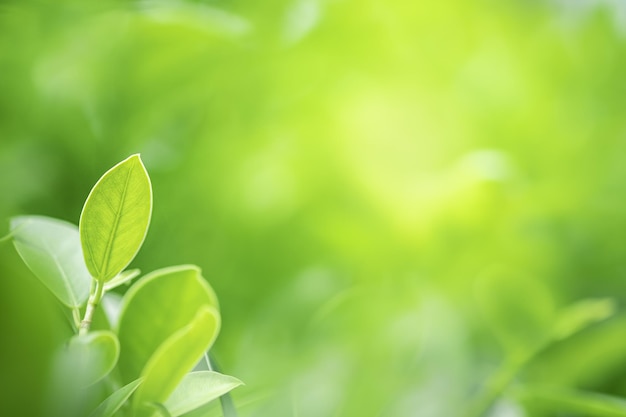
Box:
[3,0,626,416]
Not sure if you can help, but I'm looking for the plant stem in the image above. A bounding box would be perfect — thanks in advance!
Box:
[79,279,104,335]
[209,353,239,417]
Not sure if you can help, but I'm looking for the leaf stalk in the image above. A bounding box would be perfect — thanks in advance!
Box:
[80,279,104,335]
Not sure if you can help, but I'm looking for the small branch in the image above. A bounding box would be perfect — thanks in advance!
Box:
[79,279,104,335]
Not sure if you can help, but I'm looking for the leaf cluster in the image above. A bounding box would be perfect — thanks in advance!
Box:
[9,155,242,417]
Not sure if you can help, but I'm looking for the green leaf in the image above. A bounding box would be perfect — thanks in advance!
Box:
[10,215,91,307]
[88,378,143,417]
[133,307,221,417]
[164,371,243,417]
[519,386,626,417]
[61,331,120,386]
[554,298,616,340]
[79,154,152,282]
[104,268,141,291]
[524,315,626,388]
[145,403,173,417]
[117,265,219,383]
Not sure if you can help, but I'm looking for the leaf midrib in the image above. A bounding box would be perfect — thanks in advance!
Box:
[99,164,134,280]
[51,249,79,306]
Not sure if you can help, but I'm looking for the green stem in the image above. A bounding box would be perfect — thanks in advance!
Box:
[209,353,238,417]
[79,279,104,335]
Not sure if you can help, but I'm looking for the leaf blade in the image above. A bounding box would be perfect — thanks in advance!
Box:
[519,386,626,417]
[80,154,152,282]
[56,330,120,387]
[10,215,91,307]
[133,307,221,417]
[145,403,173,417]
[554,298,616,341]
[117,265,219,383]
[88,378,143,417]
[164,371,243,417]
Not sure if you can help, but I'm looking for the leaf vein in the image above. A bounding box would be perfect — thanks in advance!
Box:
[42,239,78,306]
[99,165,134,279]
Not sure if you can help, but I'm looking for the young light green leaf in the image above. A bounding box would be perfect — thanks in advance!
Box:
[60,331,120,386]
[10,215,91,307]
[133,307,221,417]
[164,371,243,417]
[117,265,219,383]
[88,378,143,417]
[554,298,616,340]
[80,154,152,282]
[104,268,141,291]
[519,386,626,417]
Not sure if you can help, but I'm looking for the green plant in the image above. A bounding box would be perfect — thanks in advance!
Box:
[8,154,242,417]
[468,269,621,417]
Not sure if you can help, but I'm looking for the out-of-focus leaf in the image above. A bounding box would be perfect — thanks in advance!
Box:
[207,354,240,417]
[146,402,173,417]
[139,2,251,38]
[554,298,616,340]
[10,215,91,307]
[100,292,124,329]
[79,154,152,282]
[519,386,626,417]
[164,371,243,417]
[133,307,221,417]
[88,378,143,417]
[104,268,141,291]
[117,265,219,383]
[218,389,239,417]
[61,331,119,386]
[525,314,626,388]
[476,266,555,356]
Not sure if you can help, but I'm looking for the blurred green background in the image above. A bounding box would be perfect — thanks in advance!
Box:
[3,0,626,416]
